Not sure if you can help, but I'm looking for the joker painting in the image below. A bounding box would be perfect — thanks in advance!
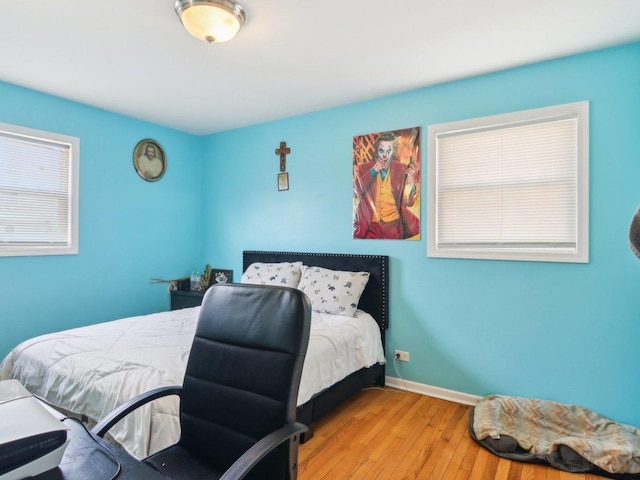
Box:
[353,127,421,240]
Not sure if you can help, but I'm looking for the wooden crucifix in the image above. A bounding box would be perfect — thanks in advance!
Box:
[275,141,290,172]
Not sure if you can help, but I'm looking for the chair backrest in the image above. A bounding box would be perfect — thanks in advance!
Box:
[178,283,311,477]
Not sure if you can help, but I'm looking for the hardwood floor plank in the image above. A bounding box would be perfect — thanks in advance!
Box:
[437,405,480,479]
[494,457,513,480]
[298,387,608,480]
[467,446,491,480]
[376,402,448,478]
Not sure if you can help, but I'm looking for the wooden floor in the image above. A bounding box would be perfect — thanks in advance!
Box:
[298,387,606,480]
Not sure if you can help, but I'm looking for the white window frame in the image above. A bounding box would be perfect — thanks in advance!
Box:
[0,122,79,257]
[427,102,589,263]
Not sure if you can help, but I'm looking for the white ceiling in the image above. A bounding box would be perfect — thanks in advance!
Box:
[1,1,639,136]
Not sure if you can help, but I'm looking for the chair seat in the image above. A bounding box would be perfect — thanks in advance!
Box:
[146,445,223,480]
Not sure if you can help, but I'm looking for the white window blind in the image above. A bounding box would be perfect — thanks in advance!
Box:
[0,123,79,257]
[427,102,588,263]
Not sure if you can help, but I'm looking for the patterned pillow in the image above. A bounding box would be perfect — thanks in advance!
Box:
[297,265,370,317]
[240,262,303,287]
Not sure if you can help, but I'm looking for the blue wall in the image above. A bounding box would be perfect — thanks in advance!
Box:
[202,42,640,427]
[2,42,639,428]
[0,83,204,356]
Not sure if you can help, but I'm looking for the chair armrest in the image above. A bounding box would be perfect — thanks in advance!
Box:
[220,422,307,480]
[91,385,182,438]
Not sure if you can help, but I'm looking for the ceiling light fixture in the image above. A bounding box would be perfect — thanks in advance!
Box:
[174,0,246,44]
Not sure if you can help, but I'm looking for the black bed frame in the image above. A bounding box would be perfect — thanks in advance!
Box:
[242,250,389,441]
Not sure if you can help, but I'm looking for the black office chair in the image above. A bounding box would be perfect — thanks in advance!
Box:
[91,283,312,480]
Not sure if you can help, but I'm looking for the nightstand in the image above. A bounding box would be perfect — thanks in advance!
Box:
[170,290,206,310]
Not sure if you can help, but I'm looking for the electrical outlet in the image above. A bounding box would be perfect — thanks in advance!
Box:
[394,350,410,362]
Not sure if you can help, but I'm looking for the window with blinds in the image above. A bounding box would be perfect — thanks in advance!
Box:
[0,123,79,257]
[427,102,589,263]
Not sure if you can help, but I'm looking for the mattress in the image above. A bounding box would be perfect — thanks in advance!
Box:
[0,306,385,459]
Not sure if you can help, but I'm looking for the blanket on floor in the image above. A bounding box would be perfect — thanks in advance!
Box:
[471,395,640,475]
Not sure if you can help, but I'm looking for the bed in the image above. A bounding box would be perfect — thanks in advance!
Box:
[0,250,389,459]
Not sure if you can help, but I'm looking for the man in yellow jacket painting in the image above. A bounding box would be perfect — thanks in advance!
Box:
[353,131,420,239]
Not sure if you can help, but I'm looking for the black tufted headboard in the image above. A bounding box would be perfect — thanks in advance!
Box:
[242,251,389,332]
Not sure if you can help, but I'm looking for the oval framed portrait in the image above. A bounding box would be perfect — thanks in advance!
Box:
[133,139,166,182]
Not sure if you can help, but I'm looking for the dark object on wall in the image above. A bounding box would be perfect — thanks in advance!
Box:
[630,205,640,260]
[276,142,291,191]
[275,141,290,172]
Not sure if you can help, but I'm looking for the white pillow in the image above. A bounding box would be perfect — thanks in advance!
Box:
[240,262,303,287]
[297,265,370,317]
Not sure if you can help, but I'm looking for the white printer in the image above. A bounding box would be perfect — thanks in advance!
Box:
[0,380,69,480]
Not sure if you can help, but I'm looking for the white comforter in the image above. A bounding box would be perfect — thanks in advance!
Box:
[0,307,385,459]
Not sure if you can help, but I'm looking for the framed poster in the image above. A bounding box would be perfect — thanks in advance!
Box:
[133,139,166,182]
[352,127,421,240]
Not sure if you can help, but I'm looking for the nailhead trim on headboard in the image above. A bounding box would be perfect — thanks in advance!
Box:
[242,251,389,336]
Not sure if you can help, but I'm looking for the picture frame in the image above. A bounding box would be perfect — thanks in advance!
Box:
[211,269,233,284]
[133,139,166,182]
[278,172,289,191]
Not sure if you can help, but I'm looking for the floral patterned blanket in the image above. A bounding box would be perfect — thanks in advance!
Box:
[472,395,640,475]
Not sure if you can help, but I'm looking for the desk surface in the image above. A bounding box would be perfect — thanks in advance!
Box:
[36,417,168,480]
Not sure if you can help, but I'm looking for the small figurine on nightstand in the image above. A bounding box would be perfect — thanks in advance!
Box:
[202,264,212,290]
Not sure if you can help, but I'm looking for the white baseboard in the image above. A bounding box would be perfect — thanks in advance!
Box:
[385,376,481,406]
